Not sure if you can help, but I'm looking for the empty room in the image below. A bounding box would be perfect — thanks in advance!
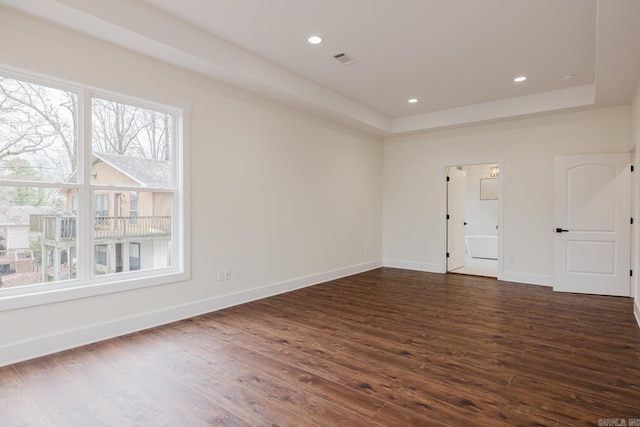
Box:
[1,1,640,425]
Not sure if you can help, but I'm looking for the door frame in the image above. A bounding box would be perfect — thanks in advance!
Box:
[631,145,638,300]
[442,159,504,280]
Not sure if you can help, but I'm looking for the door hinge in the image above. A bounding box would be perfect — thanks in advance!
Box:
[631,165,634,172]
[446,252,450,258]
[446,214,450,220]
[631,270,633,277]
[446,176,450,182]
[632,218,634,225]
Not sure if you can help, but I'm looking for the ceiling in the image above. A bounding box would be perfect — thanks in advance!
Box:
[2,0,640,135]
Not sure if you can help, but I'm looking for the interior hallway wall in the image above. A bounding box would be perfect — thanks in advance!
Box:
[383,107,632,285]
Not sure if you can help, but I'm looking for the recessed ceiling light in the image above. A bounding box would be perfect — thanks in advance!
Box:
[408,98,419,103]
[514,76,527,83]
[307,35,323,45]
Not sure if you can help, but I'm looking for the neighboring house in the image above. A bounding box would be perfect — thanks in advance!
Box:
[0,205,49,274]
[32,152,172,280]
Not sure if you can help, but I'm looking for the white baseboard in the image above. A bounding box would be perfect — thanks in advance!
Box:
[499,271,553,287]
[383,260,554,288]
[383,259,443,273]
[0,260,382,368]
[635,300,640,329]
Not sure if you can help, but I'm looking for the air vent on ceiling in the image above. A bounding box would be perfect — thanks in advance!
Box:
[333,52,357,66]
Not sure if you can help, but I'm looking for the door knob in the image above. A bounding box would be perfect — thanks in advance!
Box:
[555,228,569,233]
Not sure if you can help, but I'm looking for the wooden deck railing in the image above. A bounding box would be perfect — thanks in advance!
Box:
[94,216,171,240]
[42,216,76,241]
[32,215,171,242]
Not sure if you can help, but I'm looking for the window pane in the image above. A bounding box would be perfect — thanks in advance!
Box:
[93,191,171,276]
[129,191,139,224]
[88,98,174,278]
[95,245,107,266]
[0,186,76,289]
[129,243,140,271]
[91,97,173,160]
[94,193,109,217]
[0,76,78,183]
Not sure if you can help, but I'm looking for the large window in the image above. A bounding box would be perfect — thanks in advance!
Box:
[95,194,109,218]
[0,70,187,306]
[95,245,107,267]
[129,243,141,271]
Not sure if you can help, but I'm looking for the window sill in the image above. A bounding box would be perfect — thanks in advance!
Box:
[0,270,190,312]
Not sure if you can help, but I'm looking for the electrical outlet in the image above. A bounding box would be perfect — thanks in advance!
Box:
[224,269,231,280]
[218,270,225,281]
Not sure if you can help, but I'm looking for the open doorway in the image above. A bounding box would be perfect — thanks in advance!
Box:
[447,163,499,278]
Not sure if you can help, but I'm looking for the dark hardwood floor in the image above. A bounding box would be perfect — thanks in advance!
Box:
[2,268,640,426]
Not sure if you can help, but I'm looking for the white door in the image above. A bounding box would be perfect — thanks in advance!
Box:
[447,167,466,271]
[554,153,631,296]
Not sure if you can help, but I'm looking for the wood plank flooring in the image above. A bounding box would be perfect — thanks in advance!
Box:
[2,268,640,426]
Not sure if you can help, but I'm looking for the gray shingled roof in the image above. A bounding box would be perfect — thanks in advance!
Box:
[0,206,52,225]
[93,152,172,188]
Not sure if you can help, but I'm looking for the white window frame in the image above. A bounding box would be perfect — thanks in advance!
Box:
[0,66,191,312]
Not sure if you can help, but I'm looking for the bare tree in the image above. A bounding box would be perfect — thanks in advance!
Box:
[92,99,171,160]
[0,77,77,180]
[91,99,144,155]
[133,110,171,160]
[1,77,172,177]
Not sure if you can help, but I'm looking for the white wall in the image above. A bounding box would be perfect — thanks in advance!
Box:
[384,107,631,285]
[462,164,498,238]
[633,82,640,146]
[0,7,383,365]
